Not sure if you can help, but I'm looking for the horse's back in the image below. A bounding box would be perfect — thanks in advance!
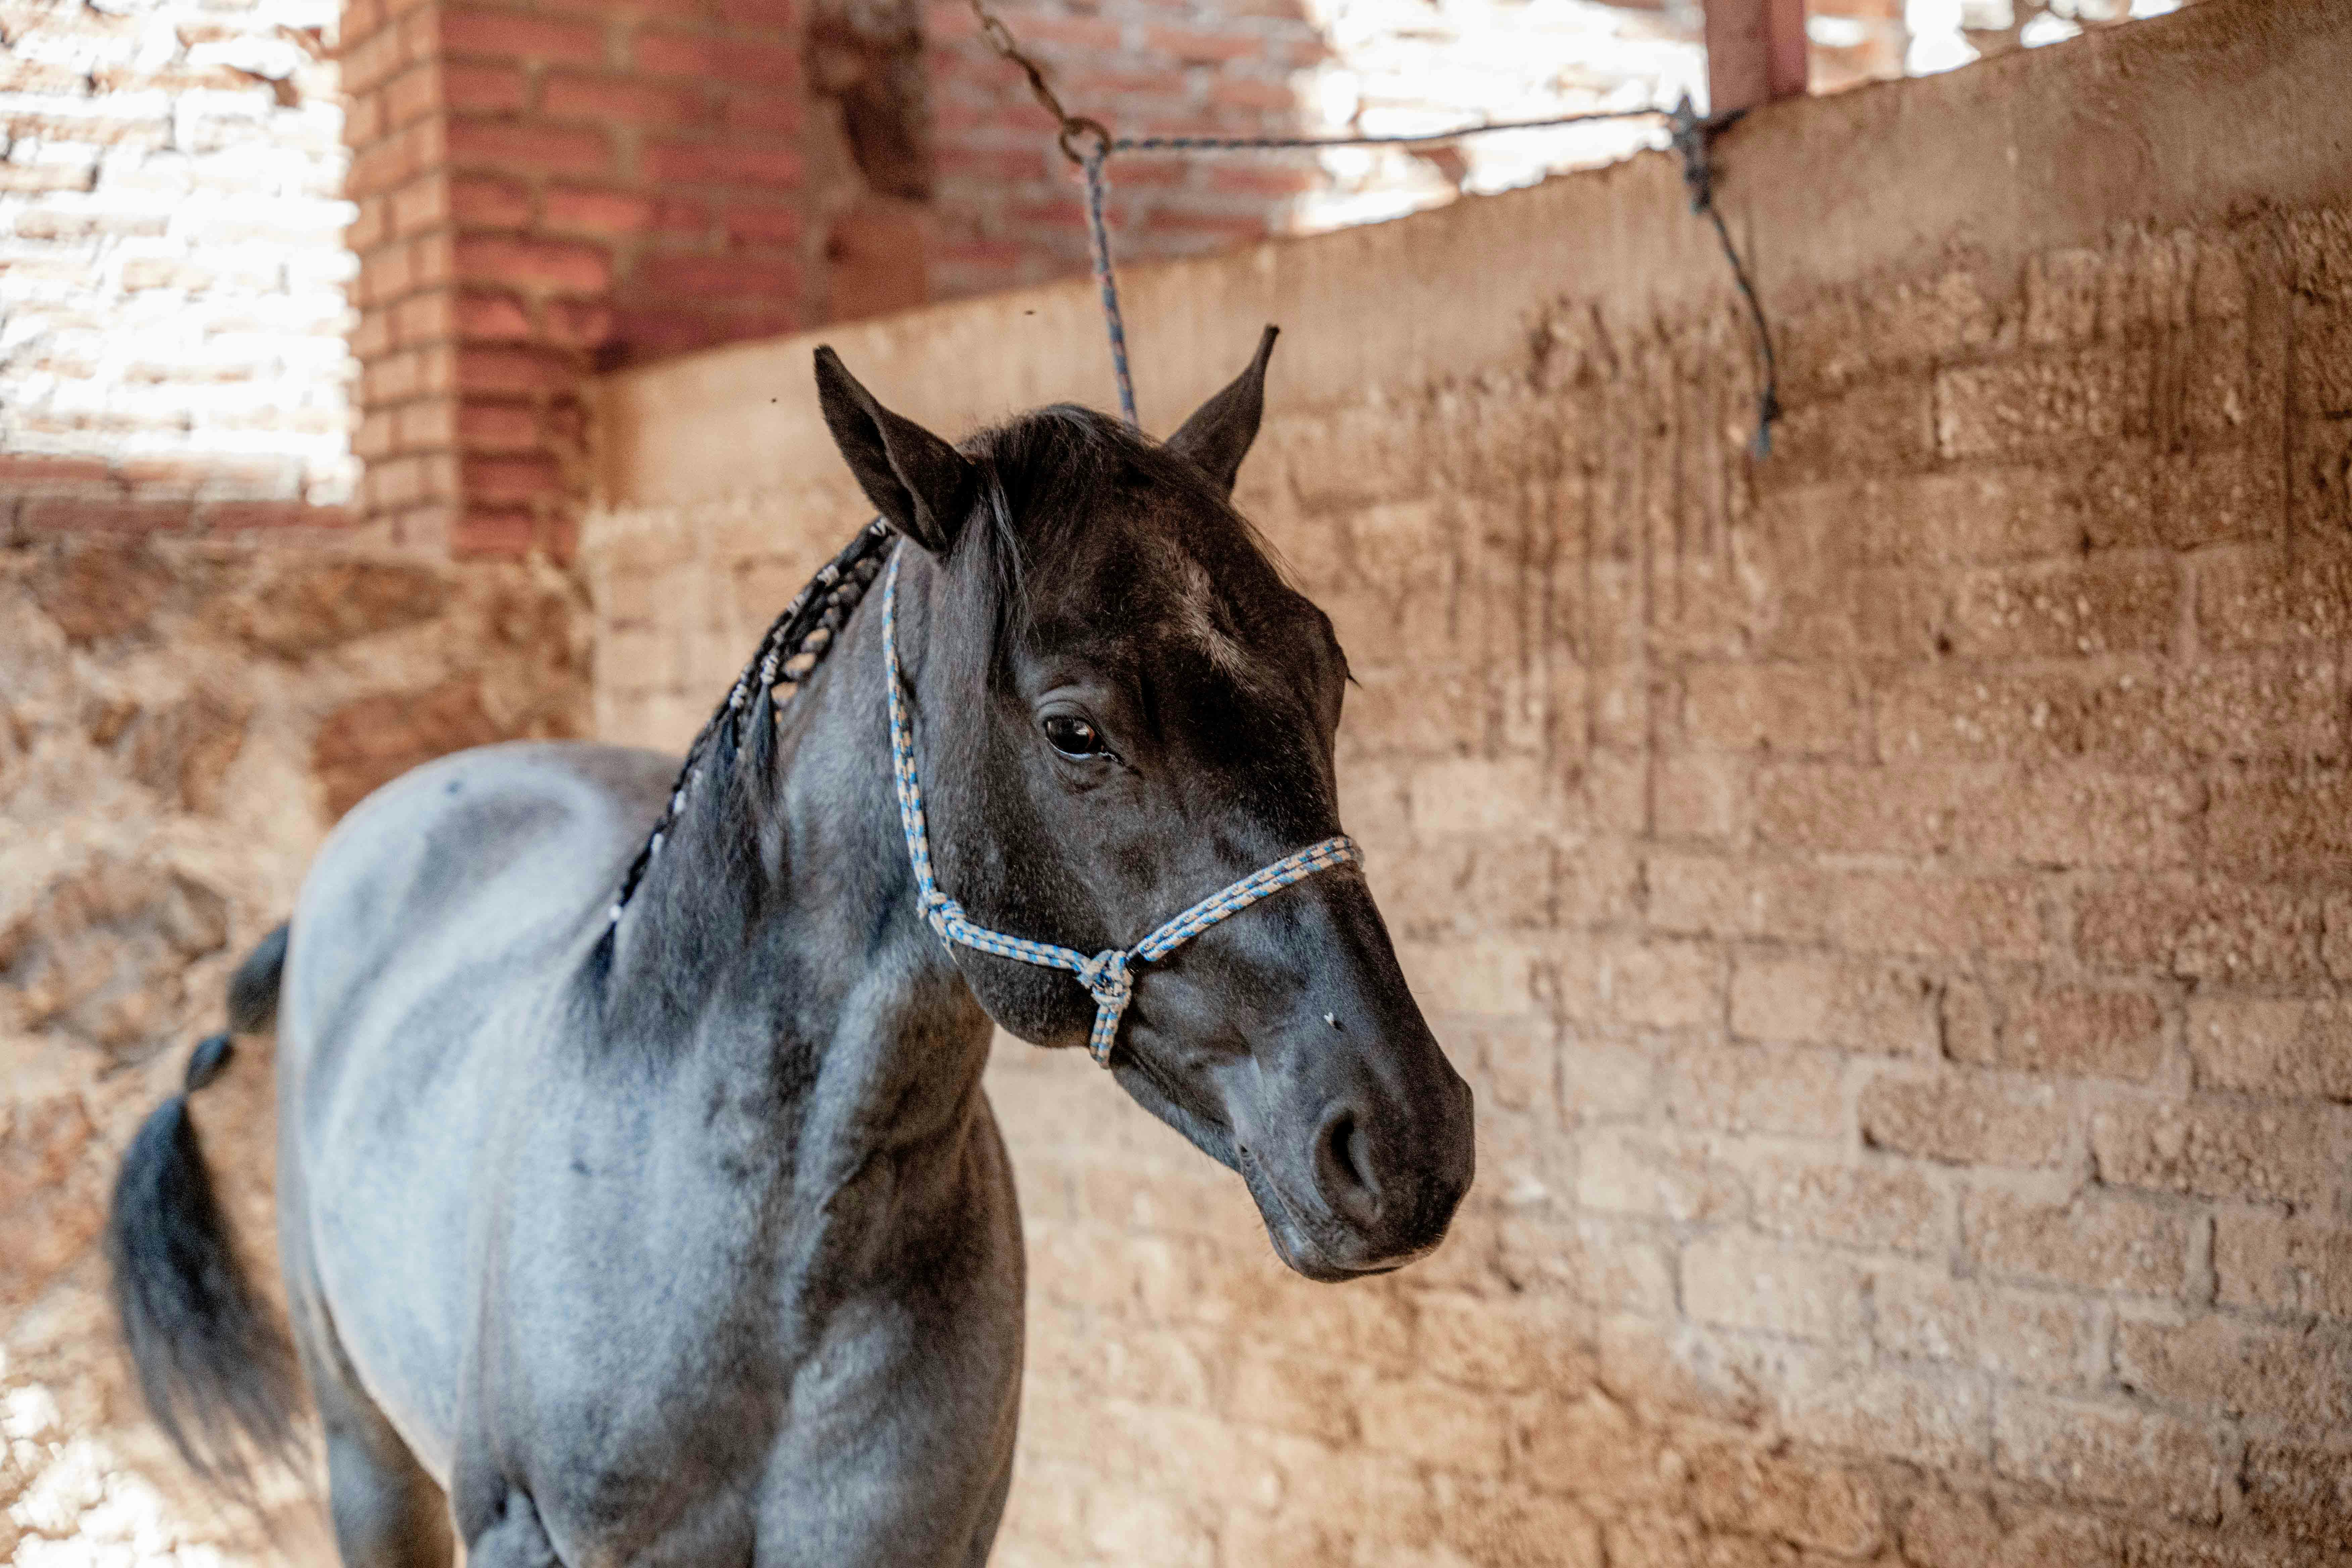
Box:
[283,739,669,1087]
[274,740,672,1478]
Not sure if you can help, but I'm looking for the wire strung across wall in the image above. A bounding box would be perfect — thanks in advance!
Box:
[964,0,1784,457]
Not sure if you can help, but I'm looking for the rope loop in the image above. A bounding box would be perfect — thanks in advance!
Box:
[920,888,962,936]
[1058,114,1113,166]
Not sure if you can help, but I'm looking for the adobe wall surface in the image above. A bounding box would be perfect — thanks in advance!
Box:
[586,3,2352,1564]
[0,539,587,1563]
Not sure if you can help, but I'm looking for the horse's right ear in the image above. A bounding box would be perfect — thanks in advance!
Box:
[814,347,977,555]
[1165,325,1277,498]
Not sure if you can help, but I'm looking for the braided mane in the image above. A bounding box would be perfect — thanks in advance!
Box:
[603,518,897,932]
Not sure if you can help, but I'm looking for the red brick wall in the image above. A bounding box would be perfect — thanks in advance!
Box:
[926,0,1330,300]
[4,0,2192,557]
[339,0,819,558]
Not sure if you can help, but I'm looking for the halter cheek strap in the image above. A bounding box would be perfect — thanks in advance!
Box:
[882,549,1362,1066]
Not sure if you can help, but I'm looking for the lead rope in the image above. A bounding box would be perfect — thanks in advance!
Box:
[882,549,1361,1065]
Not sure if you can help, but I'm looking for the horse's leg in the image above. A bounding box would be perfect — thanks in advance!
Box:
[309,1356,455,1568]
[464,1491,561,1568]
[284,1226,451,1566]
[279,1127,452,1568]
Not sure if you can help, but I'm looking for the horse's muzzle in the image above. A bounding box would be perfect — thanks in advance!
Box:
[1243,1051,1475,1281]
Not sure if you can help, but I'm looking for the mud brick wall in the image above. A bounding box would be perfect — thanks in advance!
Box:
[588,4,2352,1564]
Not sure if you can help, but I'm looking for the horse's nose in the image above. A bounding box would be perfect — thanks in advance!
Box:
[1310,1068,1475,1244]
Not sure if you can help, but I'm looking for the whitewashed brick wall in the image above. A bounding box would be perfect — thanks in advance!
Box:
[0,0,355,522]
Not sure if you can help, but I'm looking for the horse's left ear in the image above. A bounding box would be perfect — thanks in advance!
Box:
[1165,325,1277,498]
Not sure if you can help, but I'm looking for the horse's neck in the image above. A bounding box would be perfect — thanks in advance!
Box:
[596,587,994,1200]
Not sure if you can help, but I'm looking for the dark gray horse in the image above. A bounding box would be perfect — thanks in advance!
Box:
[104,333,1475,1567]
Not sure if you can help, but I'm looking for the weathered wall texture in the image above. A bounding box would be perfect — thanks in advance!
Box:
[0,539,586,1564]
[588,3,2352,1564]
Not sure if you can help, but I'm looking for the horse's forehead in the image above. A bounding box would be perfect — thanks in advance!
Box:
[1038,513,1295,687]
[1159,544,1259,681]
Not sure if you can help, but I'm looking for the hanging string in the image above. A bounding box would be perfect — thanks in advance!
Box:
[963,0,1781,455]
[1112,106,1675,154]
[1073,126,1138,426]
[1668,99,1779,457]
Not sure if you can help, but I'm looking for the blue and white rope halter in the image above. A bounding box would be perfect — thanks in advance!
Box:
[882,549,1362,1066]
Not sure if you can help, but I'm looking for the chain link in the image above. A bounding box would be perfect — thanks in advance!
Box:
[967,0,1100,164]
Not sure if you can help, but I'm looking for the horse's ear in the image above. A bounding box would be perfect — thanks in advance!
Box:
[1165,325,1277,498]
[814,346,977,554]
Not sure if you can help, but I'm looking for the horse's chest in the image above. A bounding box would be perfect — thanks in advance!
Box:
[511,1318,782,1564]
[503,1277,1012,1567]
[473,1089,1023,1564]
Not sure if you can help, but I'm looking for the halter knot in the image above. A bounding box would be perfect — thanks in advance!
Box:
[882,547,1361,1067]
[1077,949,1133,1010]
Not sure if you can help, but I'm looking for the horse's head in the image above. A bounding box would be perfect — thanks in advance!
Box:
[816,332,1473,1281]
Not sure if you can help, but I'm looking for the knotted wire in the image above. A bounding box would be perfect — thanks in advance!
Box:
[882,549,1362,1065]
[1113,105,1678,153]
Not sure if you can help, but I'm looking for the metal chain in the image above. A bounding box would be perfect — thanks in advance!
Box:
[963,0,1135,421]
[962,0,1780,455]
[965,0,1108,164]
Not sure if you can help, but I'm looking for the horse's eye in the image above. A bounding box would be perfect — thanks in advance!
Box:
[1042,715,1103,758]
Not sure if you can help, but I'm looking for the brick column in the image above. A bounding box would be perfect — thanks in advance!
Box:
[340,0,816,559]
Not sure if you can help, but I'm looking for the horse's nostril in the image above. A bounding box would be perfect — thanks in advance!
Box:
[1331,1115,1364,1188]
[1315,1106,1382,1225]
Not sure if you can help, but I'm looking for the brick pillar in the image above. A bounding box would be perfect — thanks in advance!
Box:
[341,0,815,559]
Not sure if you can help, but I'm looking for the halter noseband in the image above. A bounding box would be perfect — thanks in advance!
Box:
[882,548,1362,1066]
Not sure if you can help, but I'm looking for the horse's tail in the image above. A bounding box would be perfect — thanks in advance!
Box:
[227,921,288,1034]
[104,922,304,1490]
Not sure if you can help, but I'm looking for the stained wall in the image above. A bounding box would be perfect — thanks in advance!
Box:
[588,2,2352,1562]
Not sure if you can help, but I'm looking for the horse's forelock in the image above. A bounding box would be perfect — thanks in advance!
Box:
[962,403,1294,641]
